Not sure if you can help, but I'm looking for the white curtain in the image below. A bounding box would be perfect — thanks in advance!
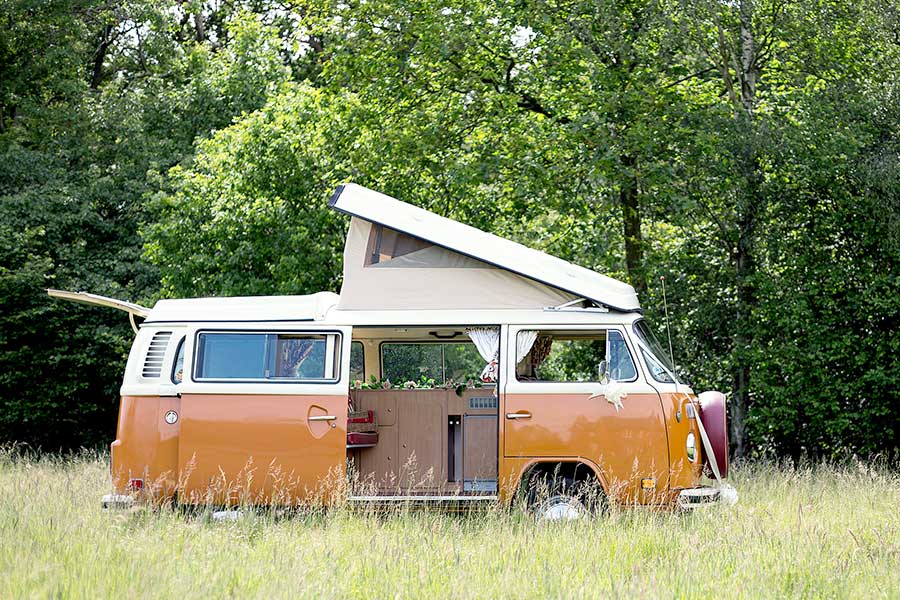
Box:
[516,330,539,365]
[466,327,500,383]
[466,327,500,362]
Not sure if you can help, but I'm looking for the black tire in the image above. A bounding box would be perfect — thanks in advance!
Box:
[523,470,606,521]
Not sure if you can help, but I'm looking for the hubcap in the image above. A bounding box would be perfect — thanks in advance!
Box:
[537,496,587,521]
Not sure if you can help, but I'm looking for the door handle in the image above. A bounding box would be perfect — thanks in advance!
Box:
[506,412,531,420]
[308,415,337,422]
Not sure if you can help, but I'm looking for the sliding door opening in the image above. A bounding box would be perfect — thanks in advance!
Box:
[346,326,500,497]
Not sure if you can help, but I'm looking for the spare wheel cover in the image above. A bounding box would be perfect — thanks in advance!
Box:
[697,391,729,479]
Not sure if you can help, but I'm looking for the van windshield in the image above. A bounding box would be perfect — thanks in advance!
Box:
[633,319,680,384]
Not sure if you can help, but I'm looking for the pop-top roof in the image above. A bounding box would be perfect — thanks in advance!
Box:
[329,184,641,312]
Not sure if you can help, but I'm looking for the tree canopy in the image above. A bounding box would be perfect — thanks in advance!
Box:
[1,0,898,457]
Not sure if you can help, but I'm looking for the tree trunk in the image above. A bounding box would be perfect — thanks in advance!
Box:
[728,0,762,458]
[90,24,115,90]
[731,190,758,458]
[194,9,205,43]
[620,154,647,299]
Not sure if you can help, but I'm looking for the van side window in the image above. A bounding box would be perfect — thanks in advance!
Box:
[641,349,675,384]
[515,330,636,383]
[350,341,365,383]
[194,332,340,382]
[608,331,637,381]
[381,342,483,386]
[171,338,185,384]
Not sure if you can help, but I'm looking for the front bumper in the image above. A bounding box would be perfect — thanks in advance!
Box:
[677,485,738,510]
[101,494,135,510]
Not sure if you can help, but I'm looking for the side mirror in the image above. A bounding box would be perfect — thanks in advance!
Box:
[597,360,609,384]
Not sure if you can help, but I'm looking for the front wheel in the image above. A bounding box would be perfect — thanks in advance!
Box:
[524,472,606,522]
[533,494,590,521]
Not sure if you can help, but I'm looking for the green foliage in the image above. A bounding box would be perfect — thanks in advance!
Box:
[144,83,349,297]
[380,343,484,388]
[1,0,898,456]
[537,339,606,383]
[0,5,317,449]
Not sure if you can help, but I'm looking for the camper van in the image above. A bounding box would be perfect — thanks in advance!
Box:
[50,184,735,517]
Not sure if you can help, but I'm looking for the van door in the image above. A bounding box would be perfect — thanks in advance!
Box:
[502,325,669,503]
[176,326,351,505]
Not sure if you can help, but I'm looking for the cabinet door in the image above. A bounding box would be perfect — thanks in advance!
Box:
[463,415,498,485]
[397,391,446,490]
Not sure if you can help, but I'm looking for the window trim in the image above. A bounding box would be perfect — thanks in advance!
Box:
[513,328,639,385]
[190,329,343,384]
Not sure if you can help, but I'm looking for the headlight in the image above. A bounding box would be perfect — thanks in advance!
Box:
[686,432,697,462]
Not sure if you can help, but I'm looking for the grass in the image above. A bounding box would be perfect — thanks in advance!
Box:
[1,448,898,599]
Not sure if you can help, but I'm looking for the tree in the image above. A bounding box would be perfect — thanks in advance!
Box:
[301,0,710,294]
[668,0,900,456]
[0,5,299,449]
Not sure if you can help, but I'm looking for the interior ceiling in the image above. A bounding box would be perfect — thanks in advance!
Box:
[351,326,480,341]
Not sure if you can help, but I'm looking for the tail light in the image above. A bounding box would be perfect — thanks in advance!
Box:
[128,478,144,491]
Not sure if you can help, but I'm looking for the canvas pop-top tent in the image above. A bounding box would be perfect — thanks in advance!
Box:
[329,184,641,313]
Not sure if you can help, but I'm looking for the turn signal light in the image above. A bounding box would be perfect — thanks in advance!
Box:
[686,432,697,462]
[641,478,656,490]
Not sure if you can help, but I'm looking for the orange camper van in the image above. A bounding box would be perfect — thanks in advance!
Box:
[50,184,736,518]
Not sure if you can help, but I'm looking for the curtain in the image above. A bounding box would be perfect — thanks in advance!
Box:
[530,336,553,367]
[516,331,539,364]
[466,327,500,382]
[466,327,500,362]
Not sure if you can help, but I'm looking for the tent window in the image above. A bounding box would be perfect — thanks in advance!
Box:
[365,224,432,266]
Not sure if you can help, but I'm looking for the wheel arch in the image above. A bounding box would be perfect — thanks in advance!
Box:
[511,457,610,501]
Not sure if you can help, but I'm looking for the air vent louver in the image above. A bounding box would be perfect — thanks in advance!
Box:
[142,331,172,378]
[468,396,498,410]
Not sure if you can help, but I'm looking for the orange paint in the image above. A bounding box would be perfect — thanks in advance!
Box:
[111,387,707,507]
[176,394,347,505]
[501,392,672,504]
[660,392,705,493]
[110,395,181,501]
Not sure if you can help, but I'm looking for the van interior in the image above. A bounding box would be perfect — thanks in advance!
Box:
[346,327,499,497]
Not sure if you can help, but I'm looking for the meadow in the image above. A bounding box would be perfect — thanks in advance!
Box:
[1,448,897,599]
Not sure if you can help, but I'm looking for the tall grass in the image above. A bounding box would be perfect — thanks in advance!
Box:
[1,446,897,599]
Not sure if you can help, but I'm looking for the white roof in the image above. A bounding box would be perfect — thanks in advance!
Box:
[329,184,640,312]
[144,292,339,323]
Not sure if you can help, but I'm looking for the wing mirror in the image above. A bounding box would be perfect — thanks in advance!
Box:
[597,360,610,384]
